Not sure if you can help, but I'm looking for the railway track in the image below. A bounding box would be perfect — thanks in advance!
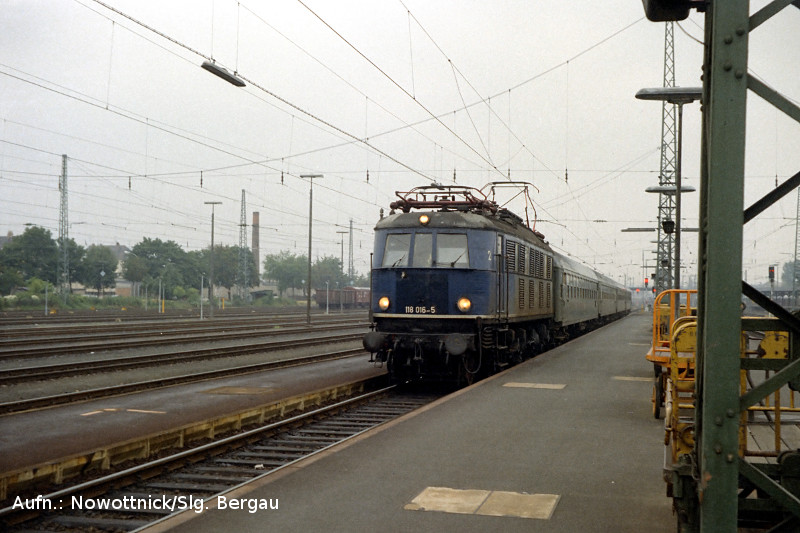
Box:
[0,386,438,532]
[0,307,332,326]
[0,333,363,385]
[0,347,366,415]
[0,319,367,359]
[0,312,363,339]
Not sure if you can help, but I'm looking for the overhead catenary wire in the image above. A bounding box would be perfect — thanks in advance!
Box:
[81,0,649,189]
[295,0,507,181]
[2,2,702,280]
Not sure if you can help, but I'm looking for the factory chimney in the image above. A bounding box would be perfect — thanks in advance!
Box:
[252,212,260,281]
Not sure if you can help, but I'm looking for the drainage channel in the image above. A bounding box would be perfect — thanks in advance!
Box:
[1,386,440,532]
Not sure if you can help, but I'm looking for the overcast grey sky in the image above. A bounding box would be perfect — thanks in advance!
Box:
[1,0,798,285]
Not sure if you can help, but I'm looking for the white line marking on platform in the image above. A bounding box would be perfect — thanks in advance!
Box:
[405,486,560,520]
[612,376,654,382]
[202,386,273,395]
[503,382,566,389]
[80,408,166,416]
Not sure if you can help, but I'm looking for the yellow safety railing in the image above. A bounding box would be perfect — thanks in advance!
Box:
[665,319,697,465]
[648,289,697,419]
[660,317,799,468]
[740,327,800,460]
[648,289,698,364]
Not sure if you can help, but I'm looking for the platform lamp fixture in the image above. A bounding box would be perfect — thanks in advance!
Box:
[201,60,246,87]
[204,201,222,318]
[636,86,702,290]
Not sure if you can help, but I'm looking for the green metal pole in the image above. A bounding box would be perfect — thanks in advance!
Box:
[696,1,749,530]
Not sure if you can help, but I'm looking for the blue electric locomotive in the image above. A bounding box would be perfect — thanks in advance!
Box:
[363,183,631,384]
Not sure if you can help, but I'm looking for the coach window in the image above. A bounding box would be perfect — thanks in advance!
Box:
[382,233,411,267]
[436,233,469,268]
[412,233,433,267]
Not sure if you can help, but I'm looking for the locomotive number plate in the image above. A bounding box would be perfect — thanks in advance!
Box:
[405,305,437,314]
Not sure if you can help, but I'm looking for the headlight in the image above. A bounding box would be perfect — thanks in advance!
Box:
[457,297,472,313]
[378,296,390,310]
[419,214,430,225]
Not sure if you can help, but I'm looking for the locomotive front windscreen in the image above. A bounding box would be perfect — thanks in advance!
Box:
[435,234,469,267]
[382,233,411,267]
[379,232,469,268]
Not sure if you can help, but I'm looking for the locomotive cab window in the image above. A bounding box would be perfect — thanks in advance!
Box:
[435,233,469,268]
[412,233,433,267]
[382,233,411,267]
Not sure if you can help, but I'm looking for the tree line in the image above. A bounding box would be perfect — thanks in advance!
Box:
[0,225,367,301]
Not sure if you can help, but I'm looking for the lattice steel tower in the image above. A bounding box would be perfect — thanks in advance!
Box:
[58,154,69,299]
[655,22,678,293]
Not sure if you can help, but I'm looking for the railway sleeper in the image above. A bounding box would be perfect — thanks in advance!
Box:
[143,481,231,492]
[170,473,255,484]
[312,420,377,428]
[353,407,413,415]
[292,428,359,436]
[48,515,151,530]
[328,415,388,423]
[192,465,262,475]
[263,438,331,448]
[227,451,305,461]
[213,458,289,467]
[309,423,374,433]
[249,444,322,453]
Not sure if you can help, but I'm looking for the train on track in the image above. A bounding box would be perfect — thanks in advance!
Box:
[363,183,631,384]
[313,286,369,309]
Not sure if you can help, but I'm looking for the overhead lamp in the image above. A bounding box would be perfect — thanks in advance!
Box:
[645,185,697,195]
[635,86,702,105]
[636,86,701,291]
[201,60,246,87]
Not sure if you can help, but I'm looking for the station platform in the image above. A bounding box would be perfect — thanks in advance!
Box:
[0,357,384,477]
[148,312,675,533]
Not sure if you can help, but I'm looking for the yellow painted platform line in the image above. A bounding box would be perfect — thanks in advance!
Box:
[405,486,560,520]
[612,376,654,382]
[503,382,566,390]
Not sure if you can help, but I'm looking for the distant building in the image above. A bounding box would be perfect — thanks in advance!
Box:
[0,231,13,250]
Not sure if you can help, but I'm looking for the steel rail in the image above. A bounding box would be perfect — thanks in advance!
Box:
[0,314,362,341]
[0,322,367,360]
[0,347,367,415]
[0,332,364,384]
[0,384,423,532]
